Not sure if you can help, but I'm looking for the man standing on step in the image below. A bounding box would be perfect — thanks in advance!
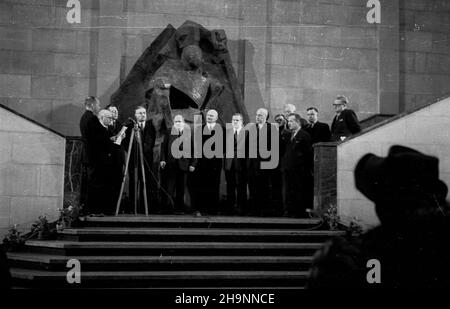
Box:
[79,96,101,214]
[160,115,197,214]
[122,106,158,214]
[86,109,123,215]
[330,95,361,142]
[305,107,331,145]
[195,109,224,215]
[280,113,313,218]
[247,108,274,216]
[224,113,248,215]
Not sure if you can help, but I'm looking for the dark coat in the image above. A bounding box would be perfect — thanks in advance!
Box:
[108,120,123,136]
[160,127,197,172]
[87,118,120,167]
[224,128,248,172]
[330,109,361,142]
[280,129,313,173]
[198,124,224,171]
[304,121,331,144]
[79,110,96,165]
[123,120,157,167]
[247,122,275,171]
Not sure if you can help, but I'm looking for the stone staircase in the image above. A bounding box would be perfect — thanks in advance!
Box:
[7,215,344,289]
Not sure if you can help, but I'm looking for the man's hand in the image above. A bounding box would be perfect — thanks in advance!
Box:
[189,166,195,172]
[160,161,166,169]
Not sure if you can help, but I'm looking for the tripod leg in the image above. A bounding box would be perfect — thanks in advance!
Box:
[134,155,139,215]
[137,137,149,216]
[115,130,135,216]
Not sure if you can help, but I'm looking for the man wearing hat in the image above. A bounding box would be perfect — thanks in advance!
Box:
[307,145,450,288]
[330,95,361,142]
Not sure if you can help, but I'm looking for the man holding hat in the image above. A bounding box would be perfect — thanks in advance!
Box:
[308,145,450,288]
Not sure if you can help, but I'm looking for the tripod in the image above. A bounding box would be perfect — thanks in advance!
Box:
[115,123,149,216]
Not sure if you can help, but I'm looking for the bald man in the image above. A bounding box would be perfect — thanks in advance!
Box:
[247,108,276,216]
[284,104,296,118]
[192,109,224,215]
[160,114,197,214]
[86,109,123,215]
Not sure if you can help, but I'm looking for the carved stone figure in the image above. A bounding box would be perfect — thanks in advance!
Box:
[111,20,248,133]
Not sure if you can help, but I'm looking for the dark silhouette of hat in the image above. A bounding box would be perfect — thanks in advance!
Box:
[354,145,448,204]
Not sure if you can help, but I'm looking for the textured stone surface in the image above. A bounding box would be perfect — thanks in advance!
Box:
[337,97,450,226]
[313,143,337,216]
[0,74,31,97]
[0,105,64,233]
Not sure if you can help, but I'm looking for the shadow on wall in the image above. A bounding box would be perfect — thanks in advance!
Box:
[242,40,266,122]
[50,103,85,136]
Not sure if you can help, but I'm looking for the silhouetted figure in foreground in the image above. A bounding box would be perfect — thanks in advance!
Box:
[0,244,11,289]
[308,145,450,288]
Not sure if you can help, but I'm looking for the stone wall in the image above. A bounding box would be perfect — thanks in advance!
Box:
[0,0,449,135]
[267,0,380,123]
[400,0,450,111]
[0,105,65,236]
[336,97,450,229]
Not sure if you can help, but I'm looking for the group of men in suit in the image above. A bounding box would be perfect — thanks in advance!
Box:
[274,96,361,216]
[79,94,361,217]
[79,97,125,215]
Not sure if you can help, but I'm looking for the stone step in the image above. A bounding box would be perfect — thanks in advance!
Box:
[81,215,322,229]
[7,252,313,271]
[10,268,309,288]
[58,227,344,242]
[23,240,323,256]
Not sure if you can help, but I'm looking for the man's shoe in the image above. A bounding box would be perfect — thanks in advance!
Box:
[193,211,202,217]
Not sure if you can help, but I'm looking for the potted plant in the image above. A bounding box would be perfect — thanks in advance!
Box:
[57,204,81,231]
[31,216,51,240]
[323,203,340,230]
[2,225,26,251]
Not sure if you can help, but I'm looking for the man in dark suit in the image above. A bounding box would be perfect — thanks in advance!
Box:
[79,96,100,212]
[123,106,158,214]
[107,105,123,135]
[247,108,275,216]
[330,95,361,142]
[305,107,331,144]
[160,114,197,213]
[280,113,313,218]
[86,109,123,215]
[194,109,224,215]
[224,113,248,215]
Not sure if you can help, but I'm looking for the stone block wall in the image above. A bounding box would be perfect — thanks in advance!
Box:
[0,105,65,236]
[0,0,99,136]
[399,0,450,111]
[267,0,380,123]
[336,97,450,229]
[0,0,449,135]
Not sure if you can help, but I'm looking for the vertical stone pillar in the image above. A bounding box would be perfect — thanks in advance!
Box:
[378,0,400,114]
[96,0,125,105]
[241,0,269,119]
[313,143,338,216]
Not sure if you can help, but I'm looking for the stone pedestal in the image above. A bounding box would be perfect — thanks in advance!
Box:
[313,142,338,216]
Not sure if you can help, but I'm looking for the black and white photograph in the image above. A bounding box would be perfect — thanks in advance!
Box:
[1,0,450,301]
